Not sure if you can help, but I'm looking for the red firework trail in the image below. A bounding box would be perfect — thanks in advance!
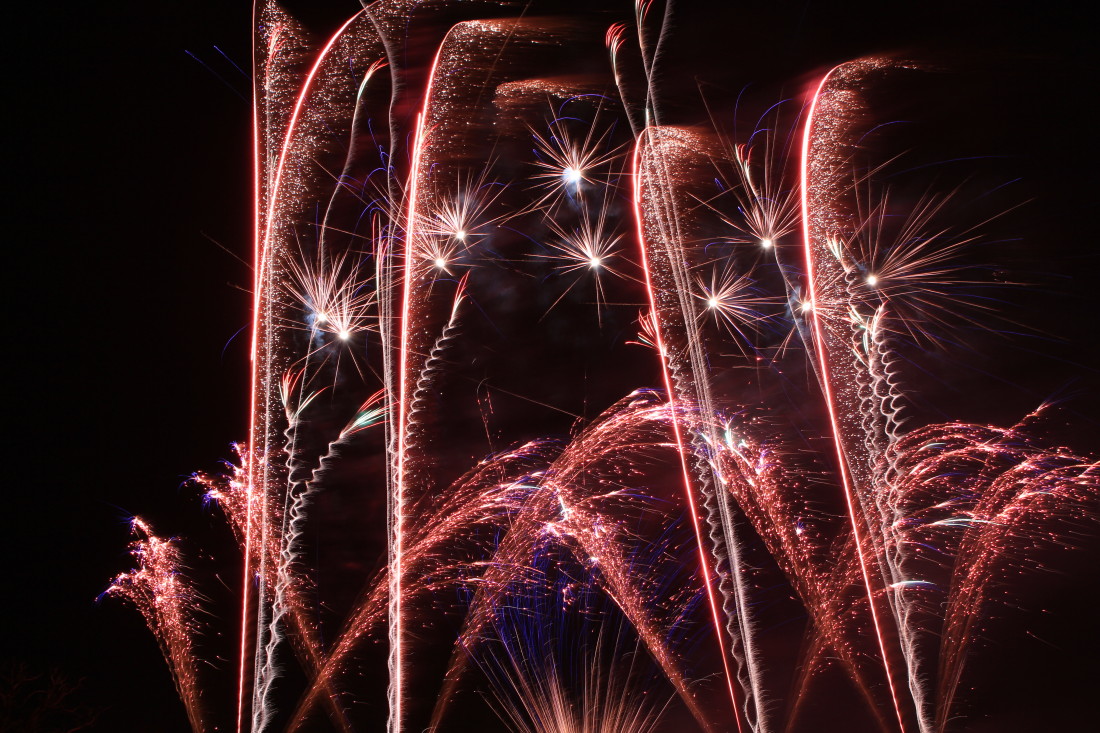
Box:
[800,59,913,733]
[632,130,747,733]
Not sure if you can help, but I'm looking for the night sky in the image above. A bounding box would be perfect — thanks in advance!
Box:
[7,1,1097,731]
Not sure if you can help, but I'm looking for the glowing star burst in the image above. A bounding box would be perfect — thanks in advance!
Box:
[286,249,375,344]
[694,266,779,348]
[528,102,626,210]
[416,177,508,275]
[538,199,626,318]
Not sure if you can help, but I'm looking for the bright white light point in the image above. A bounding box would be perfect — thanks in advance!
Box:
[563,166,582,185]
[761,238,773,248]
[316,312,328,324]
[338,330,350,340]
[800,301,813,312]
[434,257,447,269]
[866,274,878,287]
[454,230,466,241]
[589,256,602,269]
[707,296,719,309]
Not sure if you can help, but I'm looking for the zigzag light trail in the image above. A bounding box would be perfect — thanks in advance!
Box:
[107,3,1098,732]
[800,59,915,733]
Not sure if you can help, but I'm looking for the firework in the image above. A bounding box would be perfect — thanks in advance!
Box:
[109,3,1096,733]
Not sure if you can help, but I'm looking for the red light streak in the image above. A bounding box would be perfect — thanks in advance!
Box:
[631,132,746,733]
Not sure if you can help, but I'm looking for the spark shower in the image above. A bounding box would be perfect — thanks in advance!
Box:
[108,2,1098,732]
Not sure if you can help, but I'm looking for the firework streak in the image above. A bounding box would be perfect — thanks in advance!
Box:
[108,3,1097,732]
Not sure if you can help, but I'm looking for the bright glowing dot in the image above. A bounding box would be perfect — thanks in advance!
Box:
[434,257,448,269]
[454,229,467,241]
[707,296,719,309]
[316,312,328,324]
[563,166,583,185]
[800,301,813,313]
[760,238,773,249]
[589,256,602,269]
[866,274,878,287]
[338,330,350,340]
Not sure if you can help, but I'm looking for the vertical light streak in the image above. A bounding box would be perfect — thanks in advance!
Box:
[246,9,366,732]
[391,31,441,725]
[630,135,746,733]
[799,66,909,733]
[240,4,263,729]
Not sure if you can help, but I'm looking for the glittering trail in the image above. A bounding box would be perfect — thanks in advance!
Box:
[246,5,378,730]
[633,128,748,733]
[106,520,209,733]
[800,59,915,733]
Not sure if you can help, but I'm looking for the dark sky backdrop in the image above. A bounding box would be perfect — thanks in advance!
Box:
[6,1,1098,731]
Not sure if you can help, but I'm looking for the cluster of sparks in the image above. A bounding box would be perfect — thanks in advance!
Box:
[107,3,1097,733]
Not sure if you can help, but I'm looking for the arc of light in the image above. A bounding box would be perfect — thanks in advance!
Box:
[799,66,908,733]
[631,132,746,733]
[390,35,446,733]
[244,9,366,733]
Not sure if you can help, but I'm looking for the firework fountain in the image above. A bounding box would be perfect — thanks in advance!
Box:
[107,2,1098,732]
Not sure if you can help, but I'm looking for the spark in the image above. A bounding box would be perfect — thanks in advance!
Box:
[694,266,779,349]
[536,194,628,320]
[286,248,375,342]
[416,173,508,275]
[528,101,626,210]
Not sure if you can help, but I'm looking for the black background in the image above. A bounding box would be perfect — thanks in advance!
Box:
[6,1,1097,731]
